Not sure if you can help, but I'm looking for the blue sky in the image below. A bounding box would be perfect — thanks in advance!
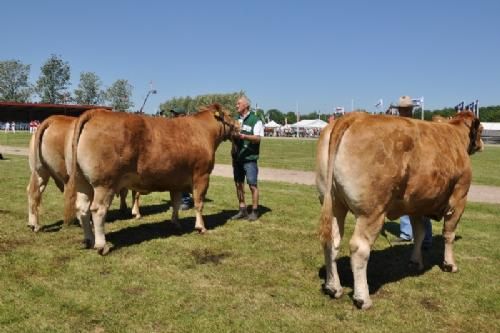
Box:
[2,0,499,114]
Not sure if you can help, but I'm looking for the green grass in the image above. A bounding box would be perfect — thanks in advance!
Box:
[2,132,500,186]
[0,131,32,147]
[1,154,499,332]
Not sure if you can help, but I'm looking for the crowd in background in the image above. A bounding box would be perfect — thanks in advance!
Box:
[3,120,40,133]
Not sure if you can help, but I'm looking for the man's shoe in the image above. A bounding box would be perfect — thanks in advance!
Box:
[231,209,248,220]
[180,203,191,211]
[247,211,259,221]
[394,237,412,243]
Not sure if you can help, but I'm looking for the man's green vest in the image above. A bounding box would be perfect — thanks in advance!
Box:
[235,112,260,162]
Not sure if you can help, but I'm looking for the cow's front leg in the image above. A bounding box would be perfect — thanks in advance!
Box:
[131,190,141,219]
[350,214,384,310]
[442,197,466,273]
[193,174,209,234]
[169,191,182,231]
[409,216,425,271]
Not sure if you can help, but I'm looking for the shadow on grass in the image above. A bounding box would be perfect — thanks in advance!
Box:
[107,204,271,253]
[318,233,462,299]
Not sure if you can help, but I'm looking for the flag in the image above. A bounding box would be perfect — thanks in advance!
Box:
[412,97,424,107]
[335,106,345,113]
[474,99,479,113]
[375,99,383,108]
[465,101,475,111]
[454,101,464,112]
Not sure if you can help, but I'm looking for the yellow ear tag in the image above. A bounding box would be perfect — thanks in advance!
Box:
[214,111,220,117]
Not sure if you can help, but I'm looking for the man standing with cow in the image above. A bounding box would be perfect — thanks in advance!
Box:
[395,96,433,249]
[231,95,264,221]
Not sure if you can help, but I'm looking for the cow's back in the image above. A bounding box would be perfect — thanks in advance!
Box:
[331,114,472,219]
[76,111,218,193]
[30,115,76,185]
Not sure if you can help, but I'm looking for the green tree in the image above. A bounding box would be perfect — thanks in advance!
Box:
[265,109,285,124]
[36,54,71,104]
[74,72,104,105]
[159,91,244,116]
[285,111,297,124]
[106,79,134,111]
[0,59,32,102]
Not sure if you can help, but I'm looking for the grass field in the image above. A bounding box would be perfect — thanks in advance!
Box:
[2,132,500,186]
[1,154,499,332]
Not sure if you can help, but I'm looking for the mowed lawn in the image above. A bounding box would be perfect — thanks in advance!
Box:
[0,154,499,333]
[3,131,500,186]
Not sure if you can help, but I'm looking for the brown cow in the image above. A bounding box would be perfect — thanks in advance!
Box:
[64,103,239,255]
[316,111,483,309]
[27,115,132,232]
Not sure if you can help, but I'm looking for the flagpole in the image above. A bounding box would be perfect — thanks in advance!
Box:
[421,97,424,120]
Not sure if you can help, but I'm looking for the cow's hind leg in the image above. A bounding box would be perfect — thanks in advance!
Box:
[442,197,466,273]
[192,174,209,234]
[323,202,347,299]
[75,181,94,249]
[349,213,385,310]
[409,215,426,271]
[91,187,114,255]
[27,169,50,232]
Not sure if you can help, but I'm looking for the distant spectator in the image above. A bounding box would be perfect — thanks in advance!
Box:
[11,121,15,133]
[4,121,10,133]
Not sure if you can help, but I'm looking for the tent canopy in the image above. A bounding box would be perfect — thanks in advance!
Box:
[264,120,281,128]
[289,119,328,129]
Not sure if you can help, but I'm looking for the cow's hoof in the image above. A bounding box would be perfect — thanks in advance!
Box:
[196,227,207,234]
[28,224,40,232]
[322,284,343,299]
[134,214,142,219]
[442,262,458,273]
[353,297,372,310]
[96,244,111,256]
[82,239,93,249]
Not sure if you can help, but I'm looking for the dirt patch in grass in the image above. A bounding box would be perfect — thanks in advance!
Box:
[191,248,231,265]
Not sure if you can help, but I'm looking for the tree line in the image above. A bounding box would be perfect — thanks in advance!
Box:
[2,56,500,121]
[0,55,134,111]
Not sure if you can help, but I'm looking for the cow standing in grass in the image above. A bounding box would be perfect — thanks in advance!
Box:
[316,111,483,309]
[64,104,240,255]
[27,115,132,232]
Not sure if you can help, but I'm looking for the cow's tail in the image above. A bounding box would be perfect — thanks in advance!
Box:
[27,119,52,215]
[319,115,356,245]
[63,110,95,225]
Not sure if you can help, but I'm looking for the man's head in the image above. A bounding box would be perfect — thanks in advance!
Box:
[236,96,250,115]
[397,95,413,118]
[170,107,187,117]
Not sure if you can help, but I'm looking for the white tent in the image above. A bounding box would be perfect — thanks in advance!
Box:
[264,120,281,128]
[289,119,328,129]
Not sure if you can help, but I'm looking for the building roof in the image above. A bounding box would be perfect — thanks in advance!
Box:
[0,101,112,114]
[0,101,112,122]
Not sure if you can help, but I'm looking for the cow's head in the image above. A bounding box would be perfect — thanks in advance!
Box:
[206,103,241,141]
[452,111,484,154]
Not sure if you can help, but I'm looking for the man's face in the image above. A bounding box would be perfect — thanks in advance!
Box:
[236,98,248,115]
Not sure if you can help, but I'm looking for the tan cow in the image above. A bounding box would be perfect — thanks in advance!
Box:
[64,103,239,255]
[27,115,132,232]
[316,111,483,309]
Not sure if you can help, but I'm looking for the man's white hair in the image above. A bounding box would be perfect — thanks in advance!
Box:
[238,95,251,109]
